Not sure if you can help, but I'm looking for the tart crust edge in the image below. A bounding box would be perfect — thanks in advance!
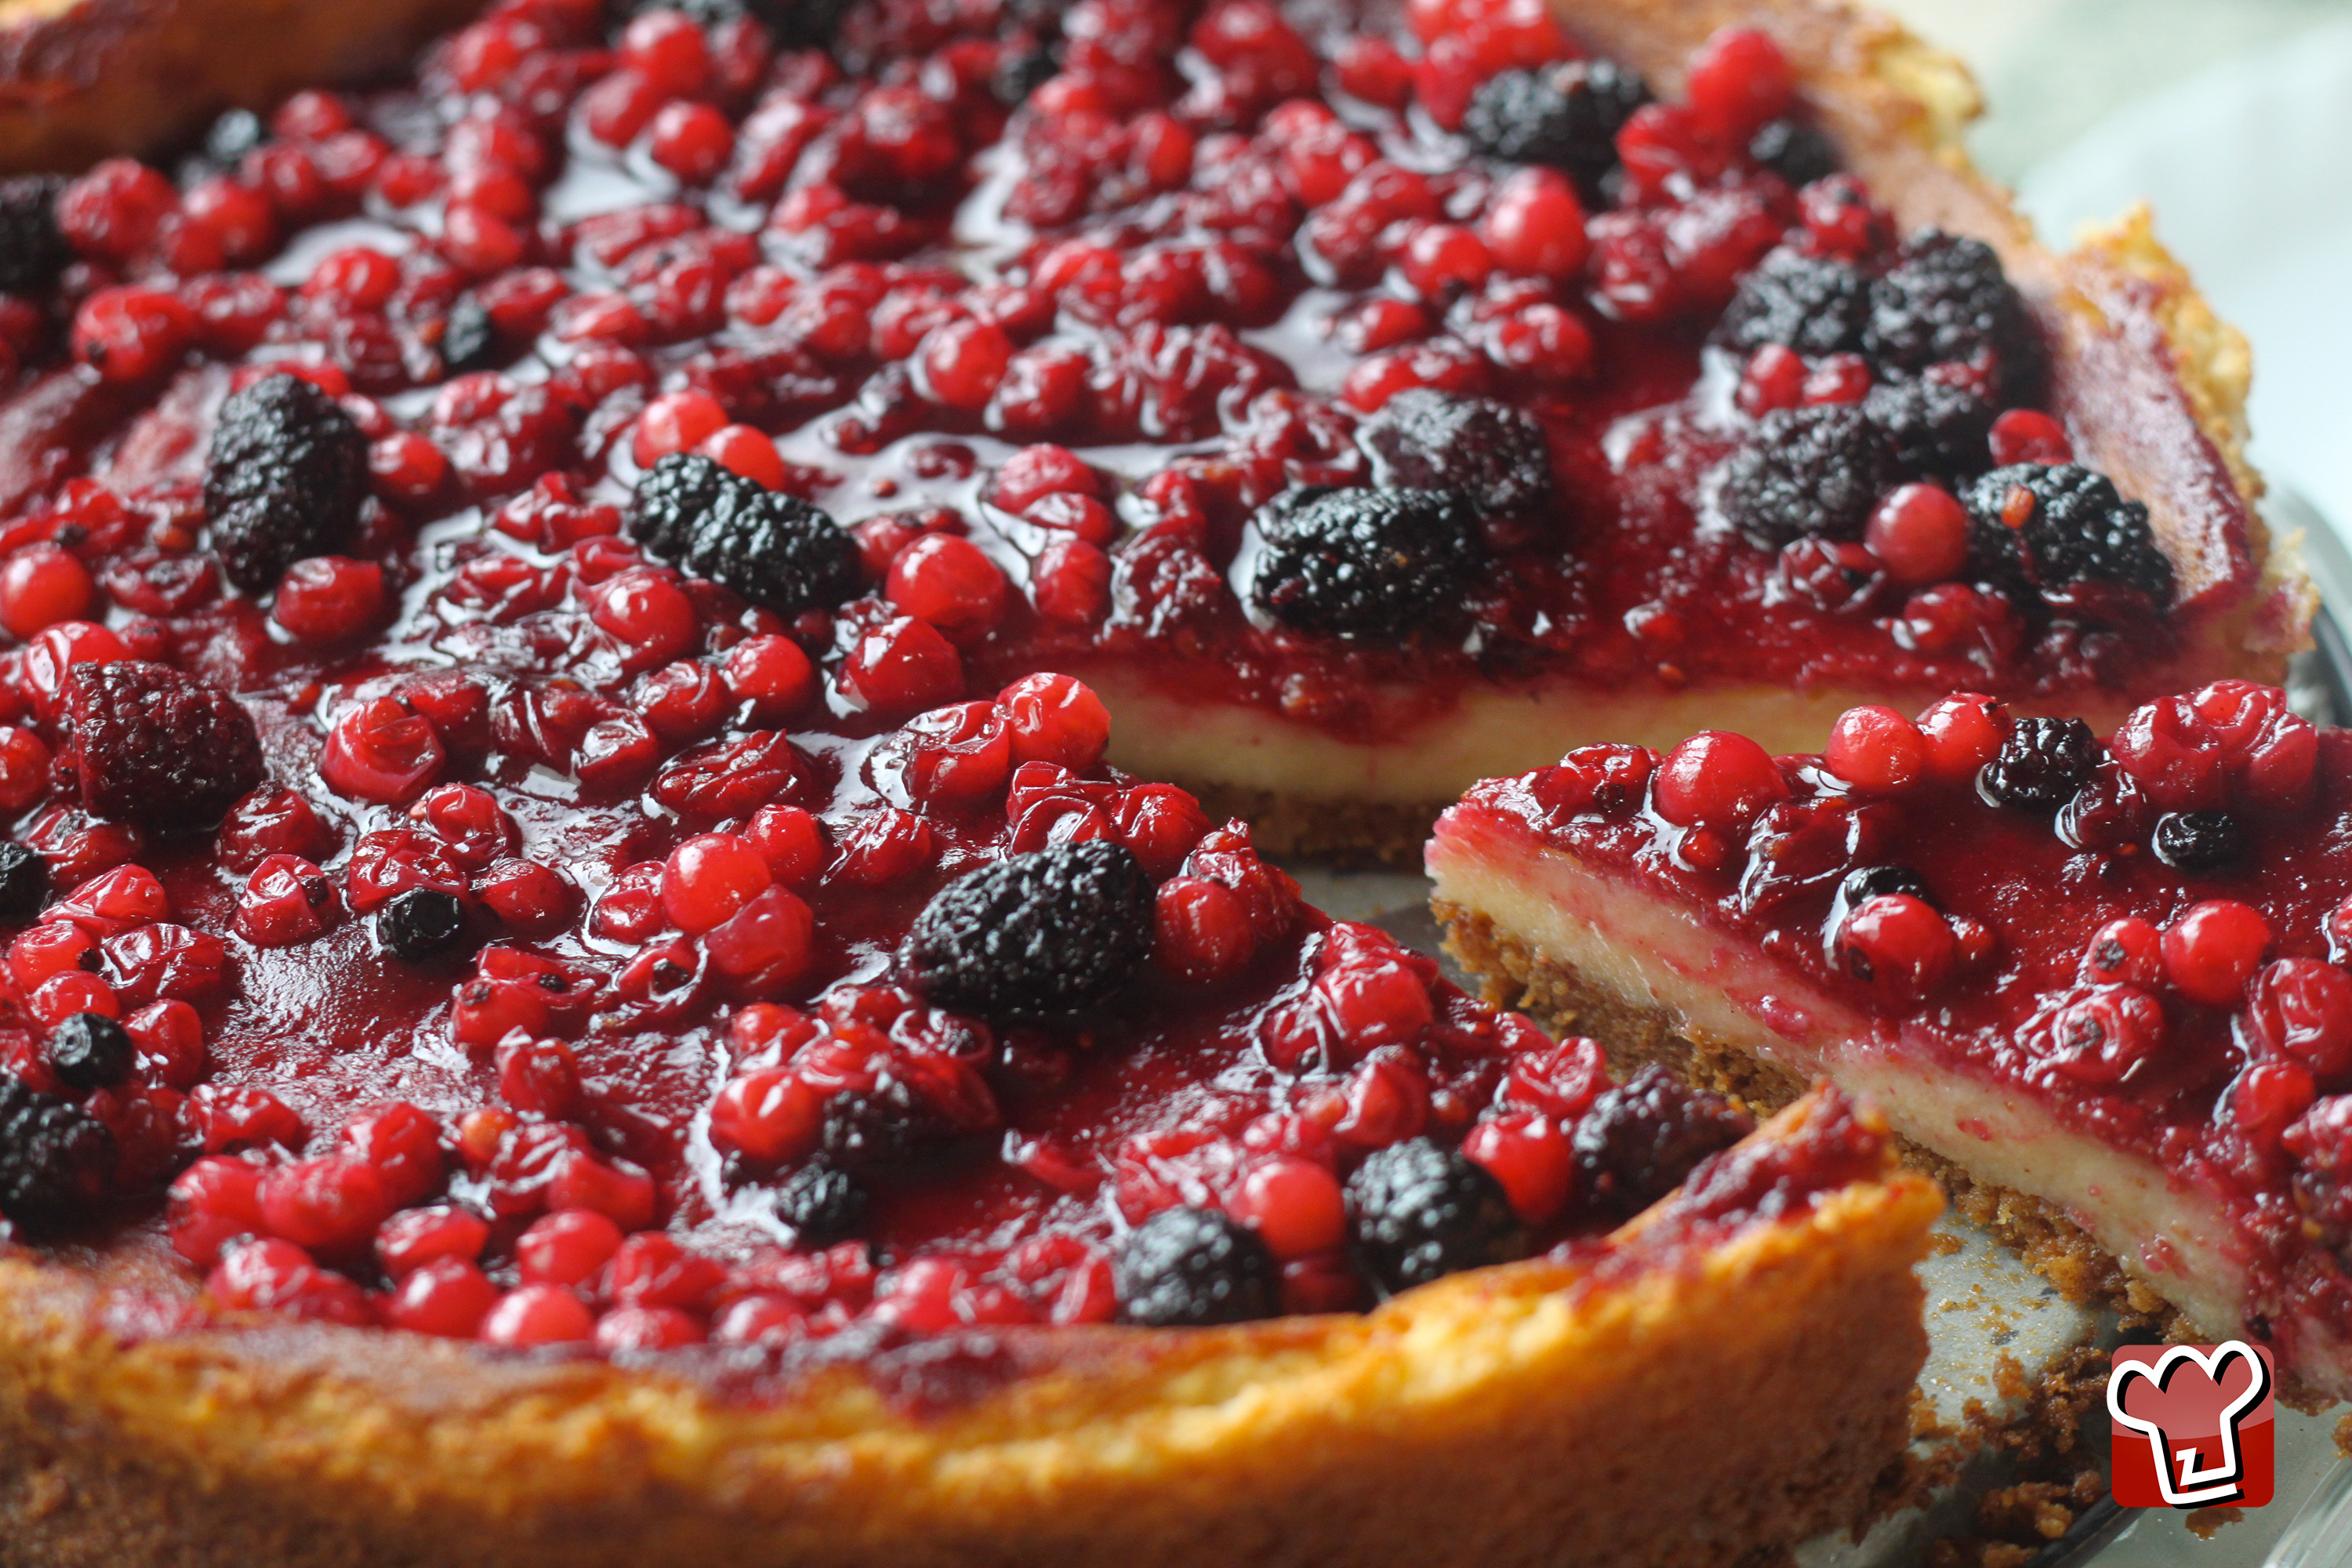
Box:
[0,1115,1940,1566]
[0,0,485,174]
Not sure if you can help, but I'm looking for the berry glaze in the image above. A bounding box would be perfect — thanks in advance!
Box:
[0,0,2256,771]
[0,0,1962,1370]
[0,645,1857,1367]
[1436,682,2352,1374]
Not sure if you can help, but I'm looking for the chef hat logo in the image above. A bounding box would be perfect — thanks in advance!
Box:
[2107,1341,2272,1508]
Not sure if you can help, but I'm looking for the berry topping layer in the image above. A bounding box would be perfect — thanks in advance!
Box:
[0,0,2269,821]
[0,633,1839,1362]
[1431,681,2352,1396]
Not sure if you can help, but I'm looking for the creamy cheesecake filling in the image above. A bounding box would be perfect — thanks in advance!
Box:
[1087,663,2255,808]
[1422,829,2352,1396]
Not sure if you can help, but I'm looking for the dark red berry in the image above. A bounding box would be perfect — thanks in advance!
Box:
[1715,405,1891,546]
[1977,717,2098,814]
[203,373,370,593]
[1570,1065,1748,1218]
[1345,1137,1526,1296]
[904,840,1153,1018]
[1115,1203,1278,1327]
[62,661,265,834]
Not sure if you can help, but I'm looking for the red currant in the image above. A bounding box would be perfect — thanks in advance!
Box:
[2161,900,2270,1007]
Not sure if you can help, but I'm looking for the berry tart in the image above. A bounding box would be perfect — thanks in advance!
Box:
[0,5,1954,1557]
[2,0,2306,864]
[1432,682,2352,1404]
[0,674,1943,1563]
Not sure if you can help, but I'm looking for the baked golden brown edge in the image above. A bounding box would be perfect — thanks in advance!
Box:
[0,1091,1940,1568]
[0,0,482,173]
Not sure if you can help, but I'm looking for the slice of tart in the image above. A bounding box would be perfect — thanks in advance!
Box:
[0,0,2306,865]
[953,0,2307,855]
[1432,677,2352,1402]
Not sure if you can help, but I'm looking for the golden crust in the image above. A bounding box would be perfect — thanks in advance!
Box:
[0,1094,1940,1566]
[0,0,480,173]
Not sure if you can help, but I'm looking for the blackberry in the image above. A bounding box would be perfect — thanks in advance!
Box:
[2153,811,2246,873]
[768,1159,870,1246]
[1862,376,1994,478]
[743,0,854,48]
[375,888,471,962]
[626,451,738,561]
[1461,59,1651,202]
[993,44,1059,107]
[1345,1137,1526,1297]
[1715,248,1868,358]
[1248,486,1486,641]
[1571,1065,1750,1219]
[1713,405,1892,546]
[625,452,861,617]
[818,1079,960,1174]
[903,841,1155,1018]
[1864,231,2044,401]
[0,175,70,294]
[1829,865,1934,931]
[1355,390,1554,519]
[1747,118,1839,186]
[1962,463,2174,608]
[62,661,265,834]
[49,1013,134,1093]
[1977,717,2100,812]
[203,373,370,593]
[441,296,499,376]
[1115,1204,1278,1327]
[0,1076,115,1230]
[0,842,46,920]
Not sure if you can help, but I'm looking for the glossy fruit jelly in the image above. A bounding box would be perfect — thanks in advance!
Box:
[9,642,1843,1363]
[0,0,2229,776]
[1439,680,2352,1364]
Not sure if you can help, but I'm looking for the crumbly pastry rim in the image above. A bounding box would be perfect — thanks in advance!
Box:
[0,0,485,173]
[0,1095,1940,1566]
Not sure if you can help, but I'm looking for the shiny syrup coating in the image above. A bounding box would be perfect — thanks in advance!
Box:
[1449,683,2352,1351]
[0,0,2046,1359]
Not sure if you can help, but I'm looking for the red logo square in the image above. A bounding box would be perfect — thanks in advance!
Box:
[2109,1342,2274,1508]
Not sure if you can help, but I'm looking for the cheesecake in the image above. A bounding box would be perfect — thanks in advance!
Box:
[0,0,1965,1555]
[1432,679,2352,1401]
[0,0,2303,865]
[0,647,1943,1563]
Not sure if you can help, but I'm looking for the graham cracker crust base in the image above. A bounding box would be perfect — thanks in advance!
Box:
[1435,901,2185,1331]
[1432,901,2202,1563]
[1185,783,1446,867]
